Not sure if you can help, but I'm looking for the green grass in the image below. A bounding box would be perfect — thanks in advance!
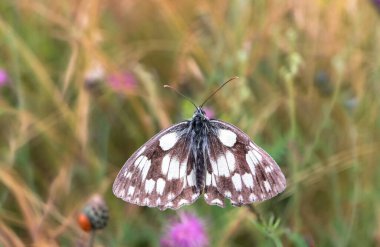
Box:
[1,0,380,246]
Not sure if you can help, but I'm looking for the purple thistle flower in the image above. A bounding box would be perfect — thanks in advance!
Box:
[160,213,208,247]
[0,68,9,87]
[203,107,215,119]
[373,0,380,12]
[107,72,136,92]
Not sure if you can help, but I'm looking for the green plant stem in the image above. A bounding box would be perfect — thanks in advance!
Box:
[88,231,96,247]
[247,204,263,224]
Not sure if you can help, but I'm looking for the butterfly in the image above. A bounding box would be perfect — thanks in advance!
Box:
[112,77,286,210]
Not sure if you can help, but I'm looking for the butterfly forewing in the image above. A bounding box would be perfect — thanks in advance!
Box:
[206,120,286,206]
[113,122,194,208]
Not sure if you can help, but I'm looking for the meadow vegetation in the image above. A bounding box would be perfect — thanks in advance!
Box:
[1,1,380,246]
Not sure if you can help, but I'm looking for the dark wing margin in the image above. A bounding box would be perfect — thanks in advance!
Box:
[204,120,286,207]
[112,121,199,210]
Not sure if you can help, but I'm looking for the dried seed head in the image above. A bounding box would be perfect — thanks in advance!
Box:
[78,194,109,231]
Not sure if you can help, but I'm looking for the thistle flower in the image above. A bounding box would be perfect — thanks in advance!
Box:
[203,107,215,119]
[0,68,9,87]
[77,194,109,232]
[160,212,208,247]
[373,0,380,12]
[107,71,136,92]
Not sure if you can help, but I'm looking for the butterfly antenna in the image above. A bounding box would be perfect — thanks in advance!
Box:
[164,84,198,109]
[200,76,239,107]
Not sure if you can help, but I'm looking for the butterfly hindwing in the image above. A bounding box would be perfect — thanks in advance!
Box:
[206,120,286,206]
[159,146,201,210]
[113,122,196,209]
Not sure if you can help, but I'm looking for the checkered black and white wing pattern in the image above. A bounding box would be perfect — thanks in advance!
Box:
[112,122,199,210]
[204,120,286,207]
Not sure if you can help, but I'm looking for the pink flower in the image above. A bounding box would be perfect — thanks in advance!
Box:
[203,107,215,119]
[0,69,9,87]
[160,213,208,247]
[107,72,136,92]
[373,0,380,7]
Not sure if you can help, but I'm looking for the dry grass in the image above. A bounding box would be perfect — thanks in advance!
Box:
[0,0,380,246]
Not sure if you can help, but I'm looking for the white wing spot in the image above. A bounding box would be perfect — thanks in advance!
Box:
[211,199,223,205]
[242,173,254,188]
[141,159,151,181]
[124,171,132,179]
[162,154,170,175]
[252,149,263,162]
[206,171,212,186]
[218,129,237,147]
[210,158,218,176]
[211,173,216,186]
[156,198,161,204]
[246,152,256,174]
[224,191,232,198]
[187,169,196,187]
[191,194,198,200]
[136,156,150,175]
[249,193,257,201]
[156,178,166,195]
[134,155,146,168]
[204,194,209,199]
[136,146,146,157]
[214,151,236,177]
[231,173,242,191]
[206,171,216,186]
[217,155,229,177]
[167,157,180,180]
[168,193,175,200]
[264,180,271,192]
[159,132,178,151]
[178,199,189,206]
[119,189,125,198]
[226,151,236,172]
[264,166,274,173]
[249,150,261,165]
[145,179,156,193]
[180,160,187,178]
[127,186,135,196]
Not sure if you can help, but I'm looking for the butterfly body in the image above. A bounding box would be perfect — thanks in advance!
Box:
[113,107,286,210]
[189,108,210,192]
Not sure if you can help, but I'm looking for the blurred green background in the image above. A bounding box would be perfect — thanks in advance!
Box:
[1,0,380,246]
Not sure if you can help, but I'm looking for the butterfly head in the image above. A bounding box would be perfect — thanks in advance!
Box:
[193,107,208,120]
[190,107,209,132]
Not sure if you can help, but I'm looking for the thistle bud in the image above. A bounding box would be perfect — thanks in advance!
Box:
[77,194,109,232]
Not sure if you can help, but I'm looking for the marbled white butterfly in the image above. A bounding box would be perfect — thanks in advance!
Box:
[113,78,286,210]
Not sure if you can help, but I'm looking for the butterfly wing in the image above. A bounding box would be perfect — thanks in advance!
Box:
[112,121,199,210]
[204,120,286,206]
